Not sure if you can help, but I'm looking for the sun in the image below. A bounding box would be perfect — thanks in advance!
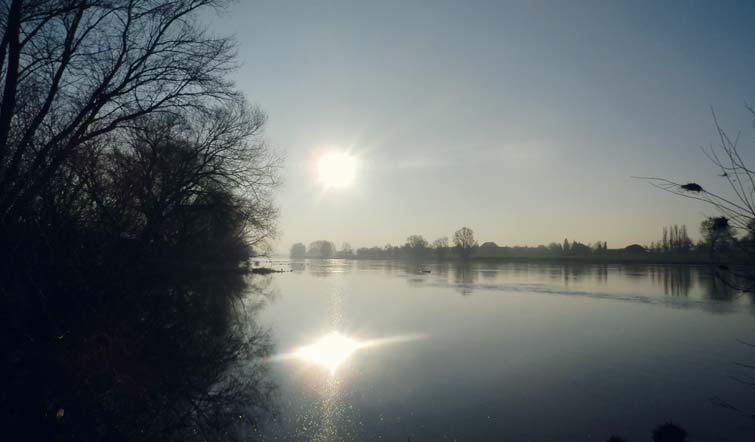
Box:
[317,151,357,189]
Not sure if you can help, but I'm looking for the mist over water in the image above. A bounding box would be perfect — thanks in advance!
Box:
[256,260,755,441]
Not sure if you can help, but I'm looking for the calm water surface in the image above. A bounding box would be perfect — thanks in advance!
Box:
[255,260,755,441]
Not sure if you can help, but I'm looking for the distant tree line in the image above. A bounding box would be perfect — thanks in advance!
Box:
[648,225,693,254]
[290,218,755,263]
[291,227,479,260]
[292,227,609,260]
[645,220,752,262]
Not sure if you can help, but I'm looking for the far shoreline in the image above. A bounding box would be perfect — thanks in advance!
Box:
[277,255,734,266]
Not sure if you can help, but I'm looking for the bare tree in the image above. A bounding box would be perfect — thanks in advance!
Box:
[638,107,755,285]
[432,236,449,260]
[432,237,449,249]
[0,4,281,440]
[700,216,734,259]
[453,226,477,260]
[638,108,755,233]
[340,242,353,258]
[90,103,279,250]
[308,240,335,259]
[0,0,240,224]
[406,234,428,249]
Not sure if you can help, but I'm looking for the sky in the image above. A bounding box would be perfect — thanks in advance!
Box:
[206,0,755,251]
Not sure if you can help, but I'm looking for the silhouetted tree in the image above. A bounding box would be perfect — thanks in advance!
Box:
[643,111,755,233]
[290,242,306,259]
[678,226,691,252]
[433,237,449,259]
[700,216,734,259]
[0,0,243,226]
[0,4,282,440]
[355,247,370,259]
[340,242,353,258]
[453,227,477,260]
[476,241,500,258]
[662,226,669,251]
[406,235,428,249]
[308,240,335,259]
[654,225,693,255]
[405,234,428,259]
[641,107,755,282]
[355,245,391,259]
[89,106,278,253]
[624,244,647,254]
[567,240,590,256]
[547,242,563,255]
[741,218,755,256]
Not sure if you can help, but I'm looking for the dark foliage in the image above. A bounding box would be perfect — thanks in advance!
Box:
[652,422,687,442]
[0,1,279,440]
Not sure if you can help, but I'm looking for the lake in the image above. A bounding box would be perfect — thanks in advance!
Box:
[254,260,755,441]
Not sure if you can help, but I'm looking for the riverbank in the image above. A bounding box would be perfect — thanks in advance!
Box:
[283,255,725,266]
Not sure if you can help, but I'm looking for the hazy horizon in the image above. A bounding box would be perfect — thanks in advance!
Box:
[207,1,755,252]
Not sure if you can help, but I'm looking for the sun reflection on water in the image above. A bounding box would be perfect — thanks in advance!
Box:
[267,331,427,440]
[271,331,427,375]
[295,332,362,372]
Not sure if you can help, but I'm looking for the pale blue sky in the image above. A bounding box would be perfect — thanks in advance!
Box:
[208,1,755,250]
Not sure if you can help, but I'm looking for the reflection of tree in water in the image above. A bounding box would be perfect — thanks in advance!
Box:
[621,264,652,282]
[383,259,402,275]
[453,263,478,296]
[645,264,751,301]
[3,266,276,442]
[433,261,451,279]
[542,264,565,282]
[353,258,403,275]
[595,264,608,285]
[649,265,693,297]
[479,266,499,282]
[355,259,372,272]
[290,260,307,273]
[561,264,592,286]
[696,267,738,301]
[309,260,336,278]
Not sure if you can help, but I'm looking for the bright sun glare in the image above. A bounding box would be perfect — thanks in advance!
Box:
[295,332,362,372]
[317,151,357,189]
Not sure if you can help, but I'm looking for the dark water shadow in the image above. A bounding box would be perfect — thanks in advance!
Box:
[2,266,276,442]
